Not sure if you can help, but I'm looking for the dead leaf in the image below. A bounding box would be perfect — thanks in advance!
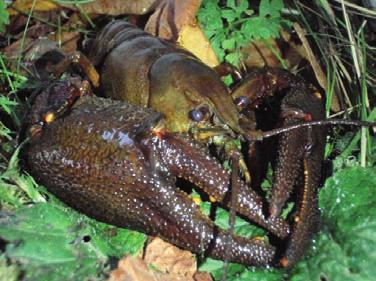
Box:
[241,37,281,68]
[144,237,196,277]
[145,0,202,41]
[47,14,82,53]
[8,0,59,16]
[108,238,212,281]
[108,255,172,281]
[280,29,305,69]
[77,0,157,15]
[293,22,340,111]
[108,255,197,281]
[193,272,213,281]
[177,24,219,67]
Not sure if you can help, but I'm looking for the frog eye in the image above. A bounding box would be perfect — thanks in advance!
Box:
[235,96,250,109]
[188,106,210,122]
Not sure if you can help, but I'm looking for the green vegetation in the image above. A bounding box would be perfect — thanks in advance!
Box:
[0,0,9,33]
[198,0,288,66]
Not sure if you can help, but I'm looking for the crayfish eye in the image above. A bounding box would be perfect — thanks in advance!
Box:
[188,106,209,122]
[188,108,204,122]
[235,96,250,109]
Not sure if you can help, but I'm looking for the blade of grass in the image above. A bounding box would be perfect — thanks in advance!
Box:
[0,55,15,92]
[333,0,376,17]
[15,0,36,76]
[340,108,376,160]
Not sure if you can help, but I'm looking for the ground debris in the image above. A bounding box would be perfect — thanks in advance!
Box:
[108,238,212,281]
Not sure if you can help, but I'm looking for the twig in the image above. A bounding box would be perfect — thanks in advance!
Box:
[221,151,240,281]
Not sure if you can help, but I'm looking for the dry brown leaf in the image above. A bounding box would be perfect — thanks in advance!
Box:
[108,238,212,281]
[193,272,213,281]
[280,29,305,70]
[108,255,173,281]
[78,0,157,15]
[293,22,340,111]
[47,14,82,53]
[177,24,219,67]
[145,0,202,40]
[241,38,281,68]
[144,237,196,278]
[8,0,59,15]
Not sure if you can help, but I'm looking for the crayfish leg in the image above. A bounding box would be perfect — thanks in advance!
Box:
[145,131,291,239]
[266,86,326,267]
[280,148,322,267]
[269,85,325,218]
[231,67,298,111]
[134,175,276,266]
[54,51,100,88]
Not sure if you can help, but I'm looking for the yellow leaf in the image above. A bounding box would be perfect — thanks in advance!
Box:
[178,24,219,68]
[8,0,59,16]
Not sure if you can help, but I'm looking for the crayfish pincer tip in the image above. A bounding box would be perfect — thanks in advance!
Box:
[280,257,289,268]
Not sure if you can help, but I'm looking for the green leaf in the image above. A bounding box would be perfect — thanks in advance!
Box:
[1,146,46,203]
[226,0,248,14]
[197,0,223,36]
[234,268,287,281]
[0,254,20,281]
[210,33,226,61]
[226,0,237,10]
[0,0,9,33]
[290,167,376,281]
[290,233,357,281]
[0,180,25,208]
[241,17,281,40]
[259,0,284,18]
[0,96,18,115]
[222,38,236,50]
[0,202,146,281]
[235,0,249,14]
[223,52,238,65]
[200,257,285,281]
[221,9,238,23]
[0,121,12,140]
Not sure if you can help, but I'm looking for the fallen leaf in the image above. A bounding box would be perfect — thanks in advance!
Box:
[108,255,195,281]
[144,237,196,277]
[77,0,157,16]
[47,14,83,53]
[294,22,340,111]
[280,29,305,69]
[241,37,281,68]
[108,238,213,281]
[108,256,165,281]
[145,0,202,41]
[1,37,48,74]
[193,272,213,281]
[177,24,219,67]
[8,0,59,16]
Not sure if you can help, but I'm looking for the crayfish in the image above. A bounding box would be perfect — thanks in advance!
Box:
[85,20,328,266]
[23,20,375,268]
[24,74,288,266]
